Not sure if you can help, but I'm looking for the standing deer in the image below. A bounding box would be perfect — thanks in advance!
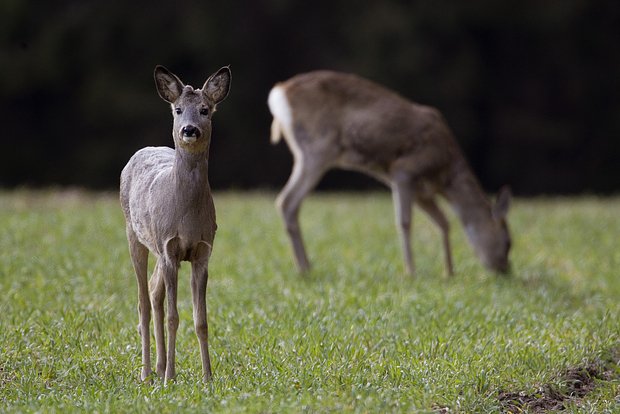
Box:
[268,70,511,276]
[120,65,231,383]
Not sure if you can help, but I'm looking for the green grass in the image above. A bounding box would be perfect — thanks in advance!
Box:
[0,190,618,413]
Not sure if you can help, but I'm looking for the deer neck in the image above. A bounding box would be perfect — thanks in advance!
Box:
[172,146,211,200]
[444,161,493,233]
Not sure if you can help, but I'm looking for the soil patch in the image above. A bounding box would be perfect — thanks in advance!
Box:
[498,347,619,413]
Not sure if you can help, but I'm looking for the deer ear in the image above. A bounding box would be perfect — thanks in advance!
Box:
[154,65,184,103]
[203,66,231,104]
[492,186,512,220]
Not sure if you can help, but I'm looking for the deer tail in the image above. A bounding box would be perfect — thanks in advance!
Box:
[270,118,283,144]
[268,85,291,145]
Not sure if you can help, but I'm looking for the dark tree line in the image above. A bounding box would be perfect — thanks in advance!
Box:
[2,0,619,194]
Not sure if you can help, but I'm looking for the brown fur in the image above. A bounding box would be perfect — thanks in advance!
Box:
[268,70,511,276]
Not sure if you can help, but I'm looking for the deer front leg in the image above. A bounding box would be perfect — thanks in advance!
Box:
[162,261,180,384]
[417,197,454,276]
[127,228,152,381]
[191,257,212,382]
[391,174,415,276]
[150,260,166,378]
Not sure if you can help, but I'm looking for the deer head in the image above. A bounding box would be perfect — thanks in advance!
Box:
[154,65,231,154]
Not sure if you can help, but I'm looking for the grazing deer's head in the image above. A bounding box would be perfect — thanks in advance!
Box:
[467,186,512,274]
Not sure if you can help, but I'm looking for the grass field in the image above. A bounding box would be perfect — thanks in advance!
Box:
[0,190,618,413]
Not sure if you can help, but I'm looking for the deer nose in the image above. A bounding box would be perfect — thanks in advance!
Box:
[181,126,200,138]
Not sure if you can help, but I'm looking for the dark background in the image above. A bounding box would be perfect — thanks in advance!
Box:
[2,0,619,195]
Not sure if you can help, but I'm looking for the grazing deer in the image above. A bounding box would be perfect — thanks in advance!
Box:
[120,65,231,383]
[268,70,511,276]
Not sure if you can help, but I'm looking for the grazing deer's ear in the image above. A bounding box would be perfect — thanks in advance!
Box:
[492,186,512,220]
[154,65,184,103]
[203,66,231,104]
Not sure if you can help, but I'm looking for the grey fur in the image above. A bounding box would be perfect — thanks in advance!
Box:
[120,65,231,383]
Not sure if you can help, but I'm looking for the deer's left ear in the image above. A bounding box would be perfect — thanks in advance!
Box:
[492,186,512,220]
[203,66,231,104]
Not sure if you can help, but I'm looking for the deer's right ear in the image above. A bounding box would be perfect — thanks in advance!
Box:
[154,65,184,103]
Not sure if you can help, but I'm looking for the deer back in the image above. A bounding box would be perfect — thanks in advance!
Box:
[272,71,461,182]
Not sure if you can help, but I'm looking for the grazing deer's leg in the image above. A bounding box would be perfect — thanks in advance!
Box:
[276,157,328,272]
[127,227,151,381]
[391,174,415,276]
[417,198,454,276]
[163,262,179,383]
[191,258,211,382]
[150,260,166,378]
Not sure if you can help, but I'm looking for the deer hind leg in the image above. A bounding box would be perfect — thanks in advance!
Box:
[391,173,415,276]
[127,226,152,381]
[191,254,211,382]
[276,156,328,273]
[150,259,166,378]
[417,197,454,276]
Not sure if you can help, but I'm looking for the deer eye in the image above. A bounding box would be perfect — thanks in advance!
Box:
[174,108,182,115]
[199,107,209,116]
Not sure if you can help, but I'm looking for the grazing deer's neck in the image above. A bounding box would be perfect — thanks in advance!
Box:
[444,160,493,228]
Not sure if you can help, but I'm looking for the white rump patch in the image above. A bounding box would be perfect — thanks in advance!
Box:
[268,86,293,137]
[267,85,303,160]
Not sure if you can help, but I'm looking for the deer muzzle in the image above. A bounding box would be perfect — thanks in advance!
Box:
[181,126,201,143]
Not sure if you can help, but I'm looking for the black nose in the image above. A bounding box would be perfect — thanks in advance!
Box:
[182,126,200,137]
